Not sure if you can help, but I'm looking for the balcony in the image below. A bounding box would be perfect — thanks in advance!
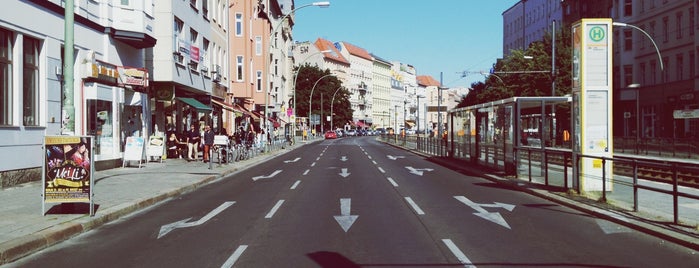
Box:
[357,82,367,95]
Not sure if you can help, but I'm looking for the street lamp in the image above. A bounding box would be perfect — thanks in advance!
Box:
[291,49,331,143]
[266,1,330,140]
[416,95,425,136]
[330,86,343,131]
[309,73,335,135]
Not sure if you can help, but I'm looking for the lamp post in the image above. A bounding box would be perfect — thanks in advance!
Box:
[309,73,335,136]
[330,86,343,131]
[416,95,424,136]
[291,49,331,143]
[266,1,330,141]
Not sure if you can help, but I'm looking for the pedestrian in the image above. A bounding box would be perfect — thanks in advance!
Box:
[186,125,200,161]
[203,125,214,162]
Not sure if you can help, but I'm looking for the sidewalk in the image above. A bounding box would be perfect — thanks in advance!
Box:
[0,140,309,265]
[1,138,698,265]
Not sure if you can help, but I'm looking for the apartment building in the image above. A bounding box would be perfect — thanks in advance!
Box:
[612,0,698,139]
[503,0,563,56]
[335,41,373,127]
[370,53,393,129]
[1,0,156,184]
[149,0,230,140]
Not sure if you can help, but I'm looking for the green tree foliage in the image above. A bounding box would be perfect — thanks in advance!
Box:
[458,28,572,108]
[294,64,352,131]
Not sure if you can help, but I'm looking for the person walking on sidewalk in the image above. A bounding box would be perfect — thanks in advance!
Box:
[186,125,200,161]
[203,125,214,163]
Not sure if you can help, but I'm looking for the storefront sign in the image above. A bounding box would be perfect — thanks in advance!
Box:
[147,135,165,160]
[43,136,95,215]
[674,109,699,119]
[123,136,144,167]
[117,66,148,87]
[86,61,119,84]
[190,45,200,62]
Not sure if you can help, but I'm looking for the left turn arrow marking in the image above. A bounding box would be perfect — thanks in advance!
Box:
[158,201,235,239]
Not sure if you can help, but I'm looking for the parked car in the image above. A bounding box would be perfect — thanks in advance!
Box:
[324,130,337,139]
[346,129,357,136]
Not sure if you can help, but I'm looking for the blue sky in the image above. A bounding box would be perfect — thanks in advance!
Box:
[291,0,520,88]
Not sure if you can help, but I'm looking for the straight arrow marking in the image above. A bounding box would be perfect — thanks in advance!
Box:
[454,196,513,229]
[340,156,348,162]
[252,170,282,181]
[338,168,351,178]
[333,198,358,232]
[158,201,235,239]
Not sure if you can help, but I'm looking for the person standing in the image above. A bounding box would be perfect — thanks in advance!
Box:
[203,125,214,162]
[186,125,200,161]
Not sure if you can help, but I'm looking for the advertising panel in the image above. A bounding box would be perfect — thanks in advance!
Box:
[43,136,95,215]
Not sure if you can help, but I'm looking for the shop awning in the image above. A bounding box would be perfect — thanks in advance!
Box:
[177,97,211,112]
[212,99,242,113]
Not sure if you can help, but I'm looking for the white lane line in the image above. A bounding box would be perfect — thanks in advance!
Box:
[311,162,316,167]
[442,239,476,268]
[372,160,377,165]
[316,157,321,161]
[265,200,285,219]
[221,245,248,268]
[367,155,372,159]
[303,169,310,176]
[404,197,425,215]
[378,167,385,173]
[290,180,301,189]
[387,177,398,187]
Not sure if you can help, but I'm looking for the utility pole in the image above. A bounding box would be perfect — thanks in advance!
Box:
[62,0,75,135]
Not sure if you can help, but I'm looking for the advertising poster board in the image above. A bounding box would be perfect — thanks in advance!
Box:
[123,136,145,168]
[43,136,95,216]
[147,135,165,162]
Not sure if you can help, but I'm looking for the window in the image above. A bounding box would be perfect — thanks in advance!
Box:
[236,56,243,81]
[235,13,243,37]
[623,65,633,87]
[662,57,669,82]
[640,62,646,85]
[690,51,695,78]
[202,38,210,75]
[691,8,695,36]
[676,54,683,81]
[624,0,632,16]
[174,17,184,64]
[255,36,262,56]
[23,36,40,126]
[256,71,262,92]
[202,0,208,19]
[662,16,668,42]
[650,60,657,84]
[0,28,13,125]
[190,0,197,11]
[624,29,632,51]
[189,28,198,69]
[677,12,683,39]
[640,24,646,49]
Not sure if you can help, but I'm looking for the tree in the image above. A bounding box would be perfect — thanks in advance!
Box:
[294,64,352,132]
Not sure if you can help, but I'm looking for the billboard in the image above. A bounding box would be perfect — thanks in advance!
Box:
[43,136,95,215]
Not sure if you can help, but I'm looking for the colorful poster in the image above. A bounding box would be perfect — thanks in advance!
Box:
[44,136,93,203]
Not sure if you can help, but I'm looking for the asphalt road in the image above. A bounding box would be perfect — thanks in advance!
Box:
[8,137,699,268]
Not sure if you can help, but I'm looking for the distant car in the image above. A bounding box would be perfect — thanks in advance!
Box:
[346,129,357,136]
[324,130,337,139]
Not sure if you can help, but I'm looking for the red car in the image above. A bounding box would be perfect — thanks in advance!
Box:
[324,130,337,139]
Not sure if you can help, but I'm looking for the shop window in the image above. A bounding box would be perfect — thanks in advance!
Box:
[0,28,13,126]
[23,36,40,126]
[87,99,113,156]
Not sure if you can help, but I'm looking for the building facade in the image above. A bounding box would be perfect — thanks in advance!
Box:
[335,41,373,127]
[503,0,563,56]
[1,0,156,185]
[370,53,393,129]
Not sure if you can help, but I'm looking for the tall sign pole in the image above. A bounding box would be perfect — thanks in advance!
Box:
[62,0,75,135]
[571,19,614,193]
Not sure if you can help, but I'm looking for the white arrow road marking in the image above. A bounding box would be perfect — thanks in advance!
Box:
[265,200,285,218]
[454,196,514,229]
[333,198,358,232]
[283,157,300,163]
[405,166,434,176]
[340,156,348,162]
[221,245,248,268]
[252,170,282,181]
[158,201,235,239]
[338,168,351,178]
[405,197,425,215]
[442,239,477,268]
[387,155,405,160]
